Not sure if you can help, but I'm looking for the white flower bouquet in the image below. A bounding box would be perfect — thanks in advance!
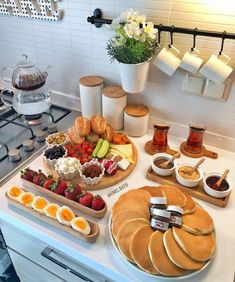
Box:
[107,9,158,64]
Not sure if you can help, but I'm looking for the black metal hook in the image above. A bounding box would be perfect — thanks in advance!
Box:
[158,24,162,45]
[168,25,174,48]
[191,28,198,51]
[219,31,227,55]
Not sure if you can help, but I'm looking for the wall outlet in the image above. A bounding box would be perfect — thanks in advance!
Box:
[182,73,204,95]
[202,79,233,101]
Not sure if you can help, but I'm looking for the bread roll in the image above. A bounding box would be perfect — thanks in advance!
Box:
[100,124,114,142]
[90,115,106,134]
[68,127,85,144]
[75,116,90,136]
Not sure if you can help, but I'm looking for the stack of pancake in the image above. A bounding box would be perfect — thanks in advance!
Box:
[111,185,216,277]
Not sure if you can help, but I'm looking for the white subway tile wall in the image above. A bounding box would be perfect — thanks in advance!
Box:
[0,0,235,138]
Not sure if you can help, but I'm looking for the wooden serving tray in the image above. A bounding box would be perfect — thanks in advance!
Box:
[5,193,100,243]
[180,142,218,159]
[44,141,138,191]
[144,140,180,157]
[146,167,230,207]
[21,178,107,219]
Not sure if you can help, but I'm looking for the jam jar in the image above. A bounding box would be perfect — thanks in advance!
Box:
[167,205,183,228]
[151,209,171,232]
[150,197,167,215]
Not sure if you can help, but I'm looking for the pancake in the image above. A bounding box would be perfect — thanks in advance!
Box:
[149,231,185,276]
[182,193,197,215]
[112,197,150,221]
[160,185,187,207]
[116,218,149,262]
[140,186,165,197]
[163,229,205,270]
[130,225,159,274]
[172,227,216,262]
[118,189,151,203]
[182,205,214,235]
[112,209,147,240]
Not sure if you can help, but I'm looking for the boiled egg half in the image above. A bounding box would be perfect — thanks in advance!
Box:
[7,186,25,200]
[19,192,35,207]
[32,196,49,213]
[56,206,75,226]
[44,203,60,219]
[71,217,91,235]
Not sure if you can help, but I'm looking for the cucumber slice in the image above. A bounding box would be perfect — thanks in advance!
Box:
[97,140,110,159]
[92,138,104,157]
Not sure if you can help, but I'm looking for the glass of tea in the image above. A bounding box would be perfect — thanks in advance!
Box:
[185,124,206,153]
[152,123,170,152]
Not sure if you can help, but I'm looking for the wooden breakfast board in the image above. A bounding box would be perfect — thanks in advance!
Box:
[21,178,107,218]
[146,167,230,207]
[144,140,180,157]
[5,193,100,243]
[180,142,218,159]
[43,141,138,191]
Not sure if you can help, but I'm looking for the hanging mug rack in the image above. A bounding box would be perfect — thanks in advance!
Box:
[87,8,235,42]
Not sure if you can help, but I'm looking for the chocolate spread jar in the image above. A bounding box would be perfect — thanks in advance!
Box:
[151,209,171,232]
[150,197,167,215]
[167,205,183,228]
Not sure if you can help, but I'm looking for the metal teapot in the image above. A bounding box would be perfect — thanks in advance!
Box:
[0,54,51,115]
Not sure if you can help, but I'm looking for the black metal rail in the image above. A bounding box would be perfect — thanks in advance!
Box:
[87,9,235,40]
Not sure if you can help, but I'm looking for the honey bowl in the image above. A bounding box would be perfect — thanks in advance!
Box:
[203,172,233,198]
[176,163,203,187]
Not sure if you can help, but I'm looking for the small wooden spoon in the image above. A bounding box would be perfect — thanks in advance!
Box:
[189,158,205,175]
[159,152,180,169]
[211,169,229,190]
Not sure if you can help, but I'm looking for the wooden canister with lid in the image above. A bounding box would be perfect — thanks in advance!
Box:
[79,76,104,118]
[124,104,149,136]
[102,86,127,130]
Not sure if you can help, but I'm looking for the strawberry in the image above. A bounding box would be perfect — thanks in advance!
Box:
[104,160,117,175]
[43,177,54,190]
[33,170,46,186]
[78,192,93,207]
[21,167,35,182]
[91,195,105,211]
[64,183,82,201]
[50,179,67,195]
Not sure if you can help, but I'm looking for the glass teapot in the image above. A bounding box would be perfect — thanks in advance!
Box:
[0,54,51,115]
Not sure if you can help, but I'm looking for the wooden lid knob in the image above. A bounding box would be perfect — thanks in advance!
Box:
[79,76,104,87]
[124,104,149,117]
[102,86,127,98]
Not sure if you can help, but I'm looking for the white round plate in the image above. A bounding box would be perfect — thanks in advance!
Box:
[108,215,214,280]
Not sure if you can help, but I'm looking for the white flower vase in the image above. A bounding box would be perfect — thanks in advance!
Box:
[118,61,150,93]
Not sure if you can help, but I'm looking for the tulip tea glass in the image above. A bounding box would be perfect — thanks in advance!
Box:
[185,124,206,154]
[152,124,170,152]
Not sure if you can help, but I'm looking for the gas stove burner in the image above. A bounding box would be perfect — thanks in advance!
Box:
[24,114,42,125]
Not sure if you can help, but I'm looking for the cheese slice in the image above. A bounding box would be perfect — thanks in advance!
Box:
[110,144,133,157]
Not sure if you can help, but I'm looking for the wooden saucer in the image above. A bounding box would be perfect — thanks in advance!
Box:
[180,142,218,159]
[144,140,180,157]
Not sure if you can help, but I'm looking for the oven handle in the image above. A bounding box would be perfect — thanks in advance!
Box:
[41,247,94,282]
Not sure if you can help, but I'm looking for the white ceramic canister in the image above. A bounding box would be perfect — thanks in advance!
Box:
[79,76,104,118]
[102,86,127,130]
[124,104,149,137]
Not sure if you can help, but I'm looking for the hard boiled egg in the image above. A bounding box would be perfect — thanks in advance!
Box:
[32,196,49,213]
[71,217,91,235]
[56,206,75,226]
[44,203,60,219]
[19,192,35,207]
[7,186,25,200]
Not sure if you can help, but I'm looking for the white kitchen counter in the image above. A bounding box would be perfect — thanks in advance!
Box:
[0,132,235,282]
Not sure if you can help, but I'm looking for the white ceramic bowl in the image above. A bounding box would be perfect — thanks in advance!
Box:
[151,153,176,176]
[45,132,67,147]
[55,157,81,180]
[43,145,67,167]
[79,160,105,185]
[203,172,233,198]
[176,163,203,188]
